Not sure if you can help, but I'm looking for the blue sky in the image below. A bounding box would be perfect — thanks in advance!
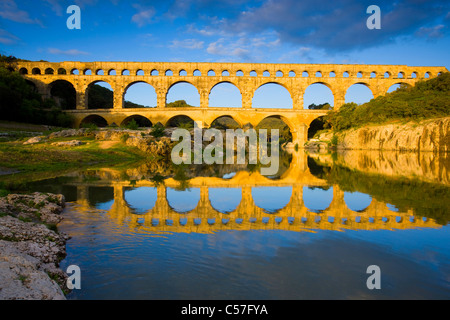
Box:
[1,0,449,108]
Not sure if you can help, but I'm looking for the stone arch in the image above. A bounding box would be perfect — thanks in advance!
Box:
[303,82,334,109]
[252,82,293,109]
[165,114,195,127]
[209,81,242,108]
[49,79,77,110]
[19,67,28,75]
[208,69,216,76]
[221,70,230,76]
[236,70,244,77]
[166,80,200,107]
[120,115,152,127]
[45,68,54,75]
[151,69,159,76]
[108,69,116,75]
[96,69,105,75]
[80,115,108,127]
[250,70,257,77]
[387,82,412,93]
[209,115,243,129]
[315,71,322,77]
[123,81,157,108]
[255,114,294,143]
[165,69,173,76]
[289,71,296,77]
[263,70,270,77]
[345,82,374,104]
[329,71,336,77]
[276,70,283,77]
[193,69,201,76]
[122,69,130,75]
[32,67,41,75]
[179,69,187,76]
[136,69,145,76]
[302,71,309,77]
[308,115,327,139]
[83,69,92,75]
[70,68,79,75]
[58,68,67,75]
[86,80,114,109]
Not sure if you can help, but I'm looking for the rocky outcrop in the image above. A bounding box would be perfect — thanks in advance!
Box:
[0,192,69,300]
[335,117,450,152]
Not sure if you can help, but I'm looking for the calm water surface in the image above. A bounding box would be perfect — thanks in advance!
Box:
[19,150,450,299]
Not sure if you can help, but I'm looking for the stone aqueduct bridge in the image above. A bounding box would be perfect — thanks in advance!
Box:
[18,61,447,145]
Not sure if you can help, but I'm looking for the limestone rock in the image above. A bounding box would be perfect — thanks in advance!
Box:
[51,140,85,147]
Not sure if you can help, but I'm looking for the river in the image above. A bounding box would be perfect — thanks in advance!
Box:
[18,150,450,299]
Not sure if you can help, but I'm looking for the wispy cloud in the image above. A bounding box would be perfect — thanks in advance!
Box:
[131,4,156,27]
[0,0,44,26]
[47,48,90,56]
[0,29,20,45]
[170,39,204,49]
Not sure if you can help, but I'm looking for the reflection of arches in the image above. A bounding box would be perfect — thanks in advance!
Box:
[344,192,372,212]
[88,186,114,210]
[166,188,200,213]
[80,115,108,127]
[124,187,157,214]
[252,187,292,213]
[87,81,114,109]
[303,186,333,213]
[209,188,241,213]
[209,82,242,108]
[252,83,292,108]
[120,115,152,127]
[49,80,76,110]
[166,81,200,107]
[124,81,157,108]
[345,83,374,104]
[165,115,195,127]
[303,83,334,109]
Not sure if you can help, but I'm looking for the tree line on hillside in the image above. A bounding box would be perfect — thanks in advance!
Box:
[0,55,73,127]
[324,72,450,131]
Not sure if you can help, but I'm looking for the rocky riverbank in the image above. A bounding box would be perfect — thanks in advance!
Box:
[307,117,450,153]
[0,192,69,300]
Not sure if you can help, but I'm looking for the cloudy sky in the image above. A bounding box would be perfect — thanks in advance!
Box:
[1,0,449,107]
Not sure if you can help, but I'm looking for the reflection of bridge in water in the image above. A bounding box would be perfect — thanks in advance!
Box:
[66,153,441,233]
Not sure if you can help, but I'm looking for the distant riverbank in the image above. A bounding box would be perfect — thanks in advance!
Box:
[306,116,450,153]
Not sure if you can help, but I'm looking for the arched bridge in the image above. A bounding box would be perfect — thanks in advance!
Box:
[17,61,447,146]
